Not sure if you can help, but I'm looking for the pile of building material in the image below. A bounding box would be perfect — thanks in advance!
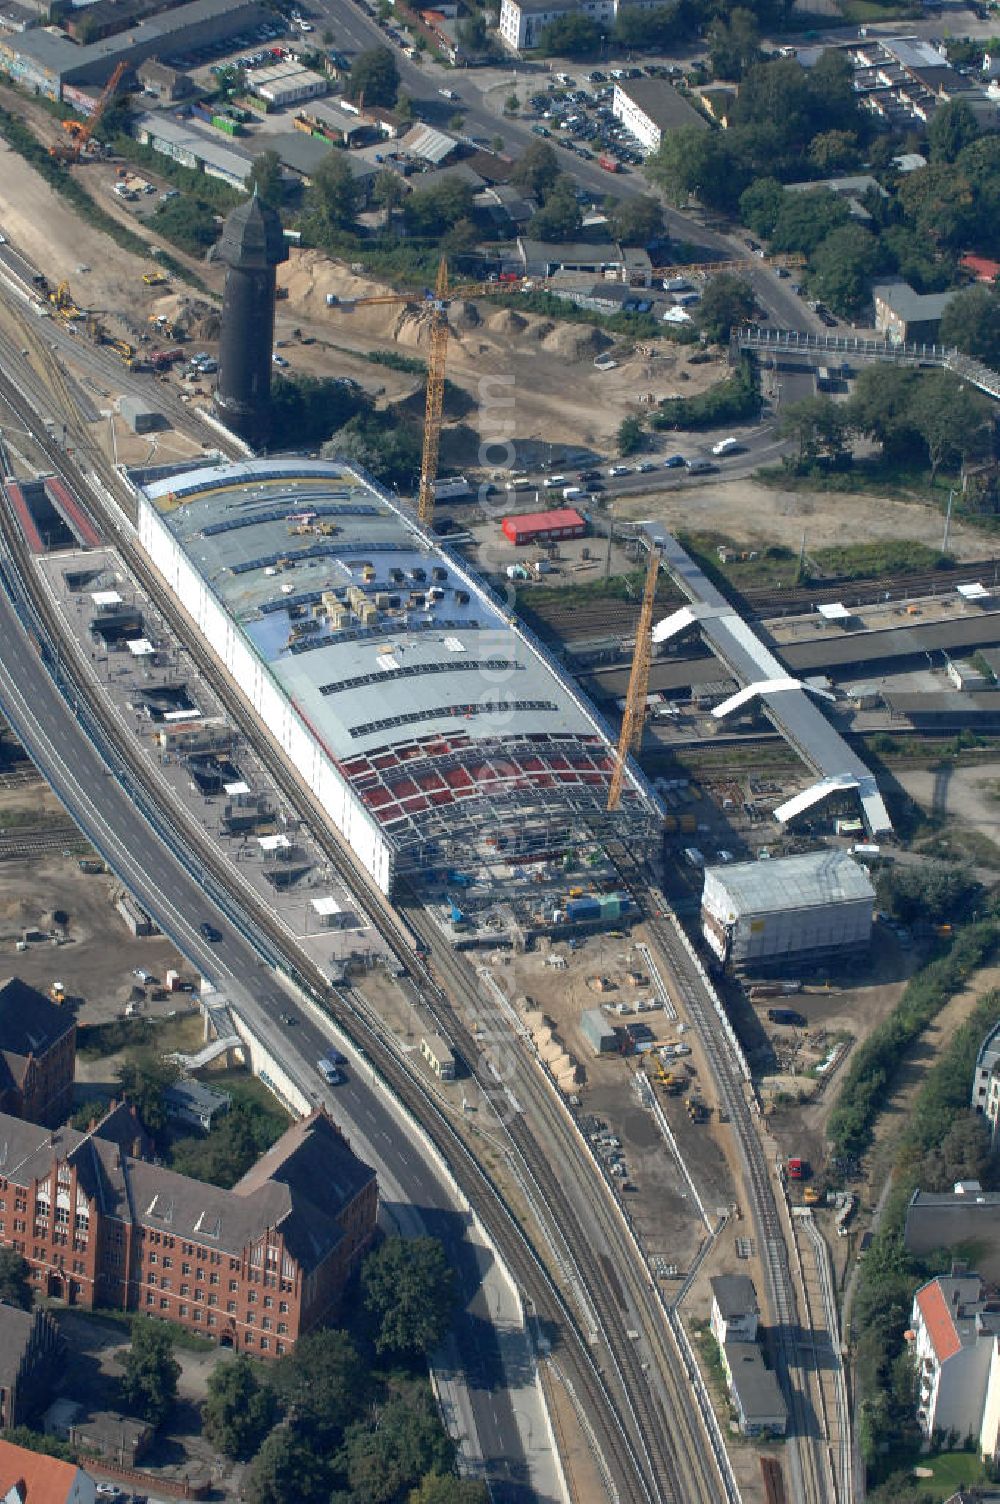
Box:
[522,1007,583,1091]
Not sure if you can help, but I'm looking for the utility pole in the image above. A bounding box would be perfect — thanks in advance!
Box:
[942,488,955,553]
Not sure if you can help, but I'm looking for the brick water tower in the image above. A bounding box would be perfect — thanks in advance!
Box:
[214,193,288,447]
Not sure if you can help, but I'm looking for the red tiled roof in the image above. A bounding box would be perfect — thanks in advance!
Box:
[960,254,1000,283]
[0,1438,81,1504]
[916,1281,962,1362]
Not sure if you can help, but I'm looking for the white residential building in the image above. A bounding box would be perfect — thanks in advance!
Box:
[611,77,708,154]
[498,0,655,50]
[710,1275,760,1346]
[972,1019,1000,1146]
[909,1274,1000,1440]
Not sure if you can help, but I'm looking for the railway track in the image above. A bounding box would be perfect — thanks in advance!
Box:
[0,358,693,1504]
[638,895,835,1504]
[0,825,87,859]
[527,559,1000,645]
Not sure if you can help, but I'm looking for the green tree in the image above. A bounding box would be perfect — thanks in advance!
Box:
[202,1356,278,1461]
[538,13,601,52]
[697,273,757,342]
[120,1319,180,1426]
[612,4,678,49]
[733,58,813,143]
[929,98,982,163]
[0,1248,31,1310]
[363,1236,457,1357]
[606,194,664,245]
[409,1474,490,1504]
[707,7,760,80]
[739,177,785,238]
[779,395,849,466]
[325,413,422,489]
[922,1112,992,1192]
[808,129,859,173]
[456,10,489,49]
[539,12,603,53]
[403,179,475,237]
[70,1098,108,1132]
[346,1391,455,1504]
[373,167,405,227]
[150,197,219,255]
[896,164,978,251]
[848,364,921,456]
[646,127,746,213]
[505,92,520,113]
[246,150,284,210]
[806,48,858,133]
[244,1427,329,1504]
[347,45,400,107]
[618,416,644,456]
[510,140,561,202]
[808,223,884,316]
[273,1328,365,1443]
[529,180,582,241]
[770,188,852,255]
[906,369,991,480]
[116,1054,179,1137]
[939,284,1000,366]
[307,150,358,234]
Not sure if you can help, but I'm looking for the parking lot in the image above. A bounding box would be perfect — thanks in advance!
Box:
[522,67,680,169]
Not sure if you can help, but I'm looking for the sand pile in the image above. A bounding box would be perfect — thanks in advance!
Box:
[540,324,609,358]
[486,308,528,334]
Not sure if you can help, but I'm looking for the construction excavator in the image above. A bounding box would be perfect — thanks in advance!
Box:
[50,60,127,165]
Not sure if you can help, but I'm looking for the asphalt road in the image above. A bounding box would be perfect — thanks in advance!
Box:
[0,547,533,1501]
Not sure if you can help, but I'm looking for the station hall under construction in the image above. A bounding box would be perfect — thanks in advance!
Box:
[129,457,663,897]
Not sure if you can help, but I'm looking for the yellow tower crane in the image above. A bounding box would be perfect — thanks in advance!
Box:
[607,545,660,814]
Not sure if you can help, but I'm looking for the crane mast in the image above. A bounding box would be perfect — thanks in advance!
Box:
[417,257,449,529]
[607,546,660,813]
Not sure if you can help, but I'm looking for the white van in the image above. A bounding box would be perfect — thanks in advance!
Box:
[562,486,582,499]
[317,1058,342,1084]
[683,846,705,869]
[711,436,740,456]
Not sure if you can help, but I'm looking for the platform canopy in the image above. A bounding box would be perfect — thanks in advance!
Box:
[817,602,850,621]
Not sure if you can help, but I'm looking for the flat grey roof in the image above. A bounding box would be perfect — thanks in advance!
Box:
[724,1343,788,1424]
[644,525,893,835]
[704,850,874,917]
[137,459,620,762]
[5,0,261,74]
[711,1274,758,1317]
[873,279,957,321]
[614,78,708,132]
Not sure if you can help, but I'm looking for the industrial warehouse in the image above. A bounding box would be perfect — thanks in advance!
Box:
[700,850,875,973]
[130,457,662,897]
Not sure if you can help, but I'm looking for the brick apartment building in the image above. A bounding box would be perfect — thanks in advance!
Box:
[0,978,76,1126]
[0,1103,377,1357]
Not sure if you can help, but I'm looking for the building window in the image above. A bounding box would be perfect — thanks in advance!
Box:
[209,1272,219,1286]
[208,1314,217,1327]
[160,1298,169,1310]
[208,1294,218,1307]
[148,1274,157,1287]
[262,1318,271,1331]
[181,1284,190,1297]
[163,1257,172,1270]
[263,1296,273,1309]
[276,1342,285,1356]
[279,1301,288,1314]
[180,1305,189,1317]
[149,1253,157,1265]
[229,1280,238,1293]
[146,1292,154,1305]
[182,1263,191,1276]
[226,1301,236,1314]
[248,1291,257,1303]
[260,1338,269,1351]
[194,1288,203,1302]
[277,1322,287,1335]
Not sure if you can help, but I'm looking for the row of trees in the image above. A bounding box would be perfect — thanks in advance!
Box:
[508,140,666,244]
[780,365,993,481]
[533,0,799,57]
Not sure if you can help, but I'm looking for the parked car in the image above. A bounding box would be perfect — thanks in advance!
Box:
[663,454,685,468]
[199,921,221,942]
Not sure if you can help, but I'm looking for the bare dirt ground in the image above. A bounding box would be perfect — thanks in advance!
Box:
[280,249,728,453]
[893,758,1000,845]
[614,476,993,562]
